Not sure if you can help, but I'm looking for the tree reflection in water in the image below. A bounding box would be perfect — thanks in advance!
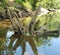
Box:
[7,31,59,55]
[0,29,59,55]
[8,33,38,55]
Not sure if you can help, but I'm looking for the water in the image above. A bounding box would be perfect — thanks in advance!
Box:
[0,29,60,55]
[0,12,60,55]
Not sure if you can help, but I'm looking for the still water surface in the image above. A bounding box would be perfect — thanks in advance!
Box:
[0,28,60,55]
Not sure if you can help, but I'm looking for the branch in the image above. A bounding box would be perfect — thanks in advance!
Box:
[29,4,41,35]
[11,11,27,35]
[35,22,47,31]
[34,30,59,36]
[7,8,26,34]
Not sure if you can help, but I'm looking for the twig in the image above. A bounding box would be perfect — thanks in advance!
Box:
[35,30,59,36]
[29,4,41,35]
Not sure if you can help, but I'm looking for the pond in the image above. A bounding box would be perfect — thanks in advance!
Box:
[0,12,60,55]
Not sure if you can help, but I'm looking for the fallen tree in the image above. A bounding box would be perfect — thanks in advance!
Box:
[0,2,60,36]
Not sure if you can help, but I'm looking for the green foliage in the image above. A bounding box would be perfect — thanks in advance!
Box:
[40,0,60,9]
[14,0,25,6]
[0,0,60,10]
[0,0,9,8]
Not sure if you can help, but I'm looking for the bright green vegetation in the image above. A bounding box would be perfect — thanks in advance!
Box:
[0,0,60,35]
[37,12,60,30]
[0,0,60,9]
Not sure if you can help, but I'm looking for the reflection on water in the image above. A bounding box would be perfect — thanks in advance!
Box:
[0,29,60,55]
[7,31,38,55]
